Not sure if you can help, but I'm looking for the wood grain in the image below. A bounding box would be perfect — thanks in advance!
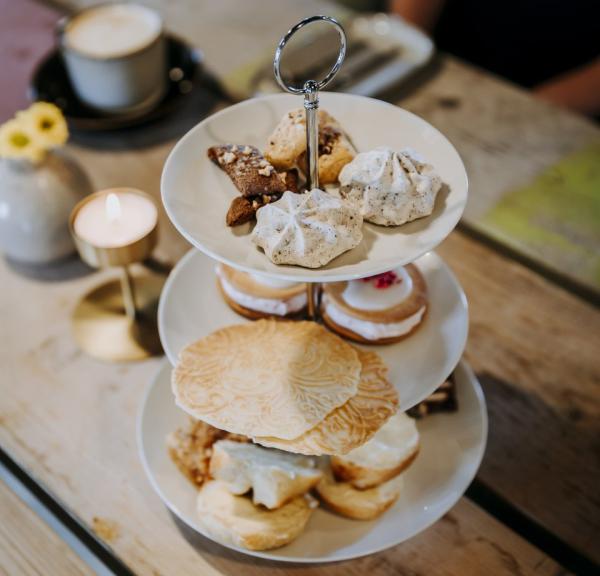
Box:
[0,479,93,576]
[438,233,600,563]
[399,56,600,221]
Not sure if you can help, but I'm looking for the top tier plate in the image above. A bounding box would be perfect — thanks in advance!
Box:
[161,92,468,282]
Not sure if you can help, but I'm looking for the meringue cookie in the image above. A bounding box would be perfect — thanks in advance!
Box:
[339,147,442,226]
[251,189,363,268]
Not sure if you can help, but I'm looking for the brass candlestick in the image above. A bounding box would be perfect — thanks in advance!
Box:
[69,188,164,362]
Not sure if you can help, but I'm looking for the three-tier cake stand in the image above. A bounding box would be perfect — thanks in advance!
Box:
[138,16,487,563]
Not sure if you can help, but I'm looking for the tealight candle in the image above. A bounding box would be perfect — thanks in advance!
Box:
[69,187,162,362]
[73,188,157,249]
[70,187,158,268]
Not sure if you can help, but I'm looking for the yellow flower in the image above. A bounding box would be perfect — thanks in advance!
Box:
[18,102,69,148]
[0,118,45,163]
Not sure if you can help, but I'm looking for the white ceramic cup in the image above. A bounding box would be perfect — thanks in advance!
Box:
[59,3,167,114]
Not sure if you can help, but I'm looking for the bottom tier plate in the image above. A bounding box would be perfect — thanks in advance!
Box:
[158,249,469,411]
[137,360,487,563]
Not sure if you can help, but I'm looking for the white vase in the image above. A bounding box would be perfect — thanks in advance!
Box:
[0,152,93,264]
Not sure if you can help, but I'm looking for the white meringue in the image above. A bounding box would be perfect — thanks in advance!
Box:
[339,147,442,226]
[251,189,363,268]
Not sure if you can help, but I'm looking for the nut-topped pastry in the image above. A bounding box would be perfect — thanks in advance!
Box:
[321,265,428,344]
[208,144,299,226]
[252,189,363,268]
[339,147,442,226]
[265,109,355,184]
[216,263,307,319]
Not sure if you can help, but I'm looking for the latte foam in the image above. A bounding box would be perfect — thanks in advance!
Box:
[65,4,162,58]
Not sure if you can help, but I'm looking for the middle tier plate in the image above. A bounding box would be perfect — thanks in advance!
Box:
[158,249,468,411]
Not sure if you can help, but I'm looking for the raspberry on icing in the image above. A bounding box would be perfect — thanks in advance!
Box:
[361,271,401,289]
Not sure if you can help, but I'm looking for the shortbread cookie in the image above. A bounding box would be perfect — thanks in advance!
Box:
[172,320,361,439]
[339,147,442,226]
[298,124,356,184]
[252,189,363,268]
[316,471,403,520]
[197,480,316,550]
[254,349,398,455]
[208,144,286,198]
[216,264,307,319]
[209,440,322,509]
[330,412,419,489]
[166,419,248,487]
[321,265,427,344]
[265,109,355,184]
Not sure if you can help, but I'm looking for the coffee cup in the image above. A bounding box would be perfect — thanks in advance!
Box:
[58,3,167,114]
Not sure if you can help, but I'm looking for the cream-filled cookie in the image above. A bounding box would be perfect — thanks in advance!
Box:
[217,264,307,319]
[339,147,442,226]
[321,265,427,344]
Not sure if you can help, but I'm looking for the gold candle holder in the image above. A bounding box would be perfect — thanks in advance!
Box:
[69,188,164,362]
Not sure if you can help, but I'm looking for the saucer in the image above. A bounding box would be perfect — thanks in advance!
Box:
[138,359,487,562]
[157,249,469,412]
[30,35,202,132]
[161,92,468,283]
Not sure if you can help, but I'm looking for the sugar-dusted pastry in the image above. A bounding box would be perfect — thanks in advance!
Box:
[252,189,363,268]
[254,349,398,456]
[265,109,355,184]
[321,265,427,344]
[196,480,317,550]
[172,320,361,439]
[209,440,322,509]
[339,147,442,226]
[216,263,307,319]
[330,412,419,489]
[166,419,248,487]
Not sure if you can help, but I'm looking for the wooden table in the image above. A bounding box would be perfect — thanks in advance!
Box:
[2,1,599,575]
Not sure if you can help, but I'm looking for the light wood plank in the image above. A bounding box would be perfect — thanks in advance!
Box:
[0,479,93,576]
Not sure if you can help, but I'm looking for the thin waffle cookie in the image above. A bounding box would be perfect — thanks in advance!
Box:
[254,349,398,455]
[172,320,361,439]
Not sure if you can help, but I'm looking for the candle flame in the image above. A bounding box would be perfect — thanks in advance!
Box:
[105,193,121,223]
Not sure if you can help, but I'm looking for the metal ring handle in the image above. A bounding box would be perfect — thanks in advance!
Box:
[273,15,347,94]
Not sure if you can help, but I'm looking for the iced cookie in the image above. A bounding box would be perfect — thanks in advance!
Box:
[216,263,307,319]
[321,265,427,344]
[252,189,363,268]
[339,147,442,226]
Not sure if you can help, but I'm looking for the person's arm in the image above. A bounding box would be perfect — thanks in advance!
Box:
[388,0,446,34]
[533,58,600,117]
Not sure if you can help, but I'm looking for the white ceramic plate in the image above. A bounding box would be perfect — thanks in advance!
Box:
[158,249,468,411]
[138,360,487,563]
[161,92,468,282]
